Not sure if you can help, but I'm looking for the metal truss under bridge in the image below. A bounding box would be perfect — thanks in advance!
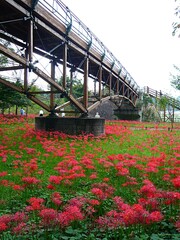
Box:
[0,0,140,117]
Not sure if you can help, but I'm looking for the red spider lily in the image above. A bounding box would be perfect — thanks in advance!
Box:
[67,196,87,208]
[91,183,115,200]
[12,222,27,235]
[122,176,138,186]
[66,196,100,217]
[80,155,96,169]
[0,171,7,177]
[0,222,8,232]
[171,176,180,188]
[138,179,158,198]
[0,179,9,186]
[26,197,45,211]
[58,205,84,227]
[22,177,41,186]
[11,211,28,222]
[46,184,56,190]
[175,220,180,232]
[24,147,36,154]
[113,196,125,209]
[97,202,163,229]
[51,192,62,206]
[103,177,110,182]
[89,199,100,206]
[138,198,160,211]
[147,211,163,224]
[39,208,58,227]
[2,156,7,162]
[49,175,63,185]
[89,173,98,179]
[162,174,171,181]
[116,167,129,176]
[0,214,12,232]
[98,158,114,168]
[21,158,40,175]
[85,205,96,216]
[160,191,180,205]
[105,125,131,135]
[96,210,124,229]
[91,188,104,200]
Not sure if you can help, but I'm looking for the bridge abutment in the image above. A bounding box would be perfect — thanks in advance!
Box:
[35,116,105,136]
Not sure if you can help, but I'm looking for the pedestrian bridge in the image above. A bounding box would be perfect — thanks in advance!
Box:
[144,87,180,111]
[0,0,139,118]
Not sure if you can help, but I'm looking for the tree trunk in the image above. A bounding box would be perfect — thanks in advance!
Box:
[163,107,166,122]
[15,105,18,115]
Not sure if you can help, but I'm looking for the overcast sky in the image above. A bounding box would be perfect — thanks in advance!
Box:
[62,0,179,96]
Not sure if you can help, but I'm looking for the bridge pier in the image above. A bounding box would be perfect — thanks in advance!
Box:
[114,108,140,121]
[35,116,105,136]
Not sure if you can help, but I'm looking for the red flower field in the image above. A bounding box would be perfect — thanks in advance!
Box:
[0,115,179,239]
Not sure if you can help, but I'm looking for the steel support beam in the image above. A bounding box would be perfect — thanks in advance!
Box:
[63,42,67,89]
[70,69,73,95]
[109,72,112,96]
[50,60,56,110]
[0,76,50,111]
[0,44,28,66]
[83,57,89,109]
[98,66,102,99]
[0,66,23,71]
[28,18,33,65]
[116,78,119,94]
[24,49,28,92]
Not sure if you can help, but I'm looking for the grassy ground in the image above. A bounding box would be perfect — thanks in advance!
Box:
[0,115,179,239]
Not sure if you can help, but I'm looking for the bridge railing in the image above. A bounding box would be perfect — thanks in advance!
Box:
[144,86,180,110]
[38,0,139,92]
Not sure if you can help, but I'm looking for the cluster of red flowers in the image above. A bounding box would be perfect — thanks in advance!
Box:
[0,115,179,237]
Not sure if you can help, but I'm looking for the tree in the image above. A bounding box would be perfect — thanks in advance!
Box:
[171,1,180,92]
[170,65,180,91]
[0,80,32,114]
[0,41,32,114]
[56,75,84,98]
[140,93,158,122]
[172,0,180,37]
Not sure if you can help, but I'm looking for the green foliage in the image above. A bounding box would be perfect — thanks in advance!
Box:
[141,94,160,122]
[0,40,32,113]
[158,96,169,110]
[170,65,180,91]
[0,80,32,114]
[172,1,180,37]
[56,75,84,98]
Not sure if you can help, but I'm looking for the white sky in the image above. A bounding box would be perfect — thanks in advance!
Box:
[62,0,180,96]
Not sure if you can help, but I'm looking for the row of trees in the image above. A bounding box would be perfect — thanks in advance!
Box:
[0,76,84,115]
[0,80,31,114]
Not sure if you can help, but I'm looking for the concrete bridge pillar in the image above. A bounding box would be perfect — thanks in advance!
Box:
[35,116,105,136]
